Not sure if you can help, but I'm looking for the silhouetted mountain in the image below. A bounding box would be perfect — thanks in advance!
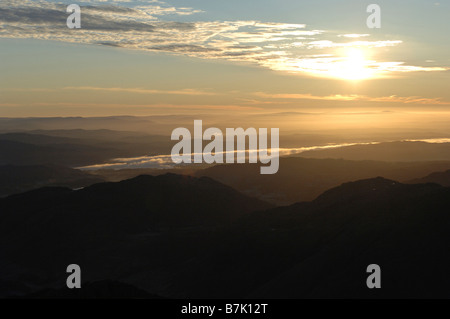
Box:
[232,178,450,298]
[1,130,172,154]
[0,173,271,233]
[0,132,79,145]
[21,281,163,299]
[408,169,450,187]
[0,164,103,197]
[1,175,450,298]
[0,139,120,166]
[0,117,157,132]
[0,131,172,166]
[191,157,450,204]
[0,173,272,297]
[27,129,147,141]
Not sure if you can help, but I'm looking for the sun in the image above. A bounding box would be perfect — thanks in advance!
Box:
[332,48,374,81]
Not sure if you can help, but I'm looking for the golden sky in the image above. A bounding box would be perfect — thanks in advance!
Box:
[1,0,450,136]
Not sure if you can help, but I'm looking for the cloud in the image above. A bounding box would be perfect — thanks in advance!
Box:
[1,86,218,95]
[66,86,218,96]
[0,101,261,111]
[1,0,447,79]
[78,141,384,170]
[338,34,370,38]
[305,40,402,49]
[253,92,450,105]
[258,55,447,79]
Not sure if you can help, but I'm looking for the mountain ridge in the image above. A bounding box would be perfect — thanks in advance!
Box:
[1,174,450,298]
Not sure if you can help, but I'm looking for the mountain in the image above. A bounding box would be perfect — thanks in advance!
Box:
[192,157,450,205]
[0,132,80,145]
[0,117,157,133]
[2,175,450,298]
[0,131,172,166]
[237,178,450,298]
[1,174,450,298]
[0,173,272,297]
[0,130,172,155]
[0,173,271,232]
[408,169,450,187]
[0,139,120,166]
[300,141,450,162]
[0,164,103,197]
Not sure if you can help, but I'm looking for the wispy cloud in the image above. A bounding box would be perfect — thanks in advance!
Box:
[78,141,383,170]
[253,92,450,105]
[0,101,261,111]
[0,86,217,95]
[1,0,447,79]
[305,40,402,49]
[63,86,217,96]
[338,34,370,38]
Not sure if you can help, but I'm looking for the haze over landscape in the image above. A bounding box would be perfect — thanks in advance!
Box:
[1,0,450,299]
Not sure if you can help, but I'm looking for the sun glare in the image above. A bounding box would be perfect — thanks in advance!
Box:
[287,47,378,81]
[333,48,374,81]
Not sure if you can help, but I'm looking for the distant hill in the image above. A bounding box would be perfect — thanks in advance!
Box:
[0,132,80,145]
[408,169,450,186]
[0,164,103,197]
[0,116,156,133]
[192,157,450,204]
[0,131,172,166]
[1,174,450,298]
[300,141,450,162]
[91,157,450,205]
[21,130,171,154]
[26,129,148,141]
[0,139,121,166]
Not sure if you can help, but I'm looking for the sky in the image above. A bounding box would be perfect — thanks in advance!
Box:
[0,0,450,135]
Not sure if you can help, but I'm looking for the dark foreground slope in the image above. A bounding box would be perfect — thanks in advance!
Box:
[240,177,450,298]
[0,173,271,297]
[22,280,164,299]
[1,175,449,298]
[0,164,104,197]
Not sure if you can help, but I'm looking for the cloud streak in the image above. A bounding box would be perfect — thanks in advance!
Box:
[63,86,217,96]
[0,86,217,95]
[253,92,450,105]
